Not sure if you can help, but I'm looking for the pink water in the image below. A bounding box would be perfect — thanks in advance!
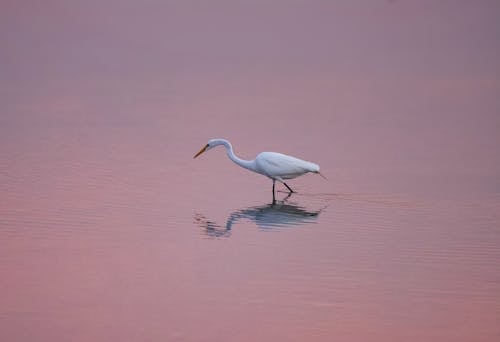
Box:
[1,1,500,341]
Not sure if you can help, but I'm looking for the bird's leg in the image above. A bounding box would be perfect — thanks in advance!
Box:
[272,180,276,204]
[283,182,295,193]
[283,192,292,202]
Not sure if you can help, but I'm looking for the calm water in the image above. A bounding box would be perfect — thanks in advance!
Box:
[1,2,500,341]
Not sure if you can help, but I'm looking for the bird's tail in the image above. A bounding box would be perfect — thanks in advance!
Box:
[314,171,328,180]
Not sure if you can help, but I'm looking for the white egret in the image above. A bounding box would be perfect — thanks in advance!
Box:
[193,139,325,198]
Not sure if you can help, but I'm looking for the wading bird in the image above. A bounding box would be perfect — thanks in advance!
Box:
[193,139,325,200]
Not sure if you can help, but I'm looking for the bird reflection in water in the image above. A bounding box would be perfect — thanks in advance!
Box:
[194,194,326,238]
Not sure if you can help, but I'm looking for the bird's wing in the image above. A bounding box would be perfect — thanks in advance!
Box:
[255,152,319,179]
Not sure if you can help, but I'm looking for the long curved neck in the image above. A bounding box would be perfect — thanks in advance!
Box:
[220,140,255,171]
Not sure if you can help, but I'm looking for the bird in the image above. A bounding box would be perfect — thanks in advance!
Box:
[193,138,325,200]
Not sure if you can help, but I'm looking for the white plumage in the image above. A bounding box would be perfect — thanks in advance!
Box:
[194,139,323,199]
[255,152,319,180]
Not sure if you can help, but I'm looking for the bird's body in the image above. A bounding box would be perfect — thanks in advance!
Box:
[254,152,319,180]
[194,139,323,200]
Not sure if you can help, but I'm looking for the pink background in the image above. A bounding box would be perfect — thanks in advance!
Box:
[1,1,499,341]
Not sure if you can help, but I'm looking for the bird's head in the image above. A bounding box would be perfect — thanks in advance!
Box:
[193,139,227,158]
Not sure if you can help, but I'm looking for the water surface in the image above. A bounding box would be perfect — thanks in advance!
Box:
[1,1,499,341]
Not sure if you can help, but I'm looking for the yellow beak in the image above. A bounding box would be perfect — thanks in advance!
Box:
[193,144,208,158]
